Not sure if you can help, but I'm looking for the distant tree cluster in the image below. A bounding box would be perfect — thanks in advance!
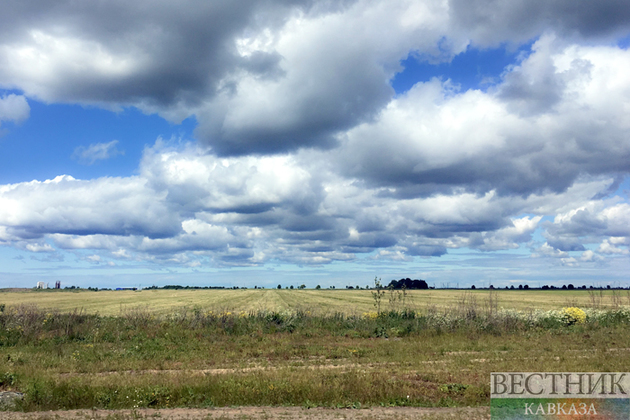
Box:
[387,278,428,290]
[542,284,589,290]
[464,284,623,290]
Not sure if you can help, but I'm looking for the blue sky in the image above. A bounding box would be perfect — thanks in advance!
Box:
[1,0,630,289]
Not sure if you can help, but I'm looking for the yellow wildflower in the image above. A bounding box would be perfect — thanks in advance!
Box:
[561,307,586,325]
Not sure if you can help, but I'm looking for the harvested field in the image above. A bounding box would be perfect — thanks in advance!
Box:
[2,288,627,316]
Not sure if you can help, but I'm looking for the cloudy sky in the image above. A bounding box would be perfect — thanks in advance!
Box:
[1,0,630,289]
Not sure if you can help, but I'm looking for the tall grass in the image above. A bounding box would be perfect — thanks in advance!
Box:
[4,303,630,347]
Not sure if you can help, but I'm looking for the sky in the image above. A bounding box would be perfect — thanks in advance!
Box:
[1,0,630,290]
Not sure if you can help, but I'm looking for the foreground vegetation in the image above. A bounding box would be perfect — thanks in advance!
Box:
[2,289,630,413]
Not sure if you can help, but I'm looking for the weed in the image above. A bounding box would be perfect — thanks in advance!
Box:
[610,290,623,309]
[371,277,386,314]
[588,290,603,309]
[439,383,469,394]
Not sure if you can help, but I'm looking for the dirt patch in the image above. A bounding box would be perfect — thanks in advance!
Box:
[0,391,24,410]
[1,406,490,420]
[57,362,399,378]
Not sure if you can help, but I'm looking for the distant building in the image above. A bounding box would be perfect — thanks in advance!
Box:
[36,281,47,289]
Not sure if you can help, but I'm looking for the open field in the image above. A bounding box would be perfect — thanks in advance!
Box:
[2,289,630,418]
[2,288,629,315]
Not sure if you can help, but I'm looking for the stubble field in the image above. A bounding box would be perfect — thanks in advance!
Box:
[1,288,629,419]
[0,287,621,315]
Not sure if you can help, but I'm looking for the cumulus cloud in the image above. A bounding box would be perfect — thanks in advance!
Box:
[72,140,124,165]
[0,1,304,111]
[597,238,630,255]
[0,174,180,239]
[0,140,622,268]
[24,242,54,253]
[1,0,629,157]
[532,242,569,258]
[338,38,630,197]
[560,257,579,267]
[469,216,542,251]
[544,202,630,252]
[195,0,455,155]
[580,250,603,262]
[0,94,29,132]
[449,0,630,46]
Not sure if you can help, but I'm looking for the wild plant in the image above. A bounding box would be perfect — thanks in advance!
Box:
[610,289,622,309]
[588,289,603,309]
[457,291,478,320]
[564,297,579,308]
[401,284,408,309]
[388,285,402,311]
[483,290,498,317]
[371,277,385,314]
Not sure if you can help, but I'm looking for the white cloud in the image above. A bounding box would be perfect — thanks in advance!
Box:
[0,139,626,268]
[560,257,579,267]
[597,239,630,255]
[0,0,628,156]
[140,141,313,213]
[471,216,542,251]
[0,174,180,240]
[580,250,604,262]
[0,94,29,128]
[532,243,569,258]
[338,39,630,196]
[369,249,414,262]
[72,140,124,165]
[24,242,54,253]
[545,201,630,252]
[196,0,457,155]
[0,30,141,107]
